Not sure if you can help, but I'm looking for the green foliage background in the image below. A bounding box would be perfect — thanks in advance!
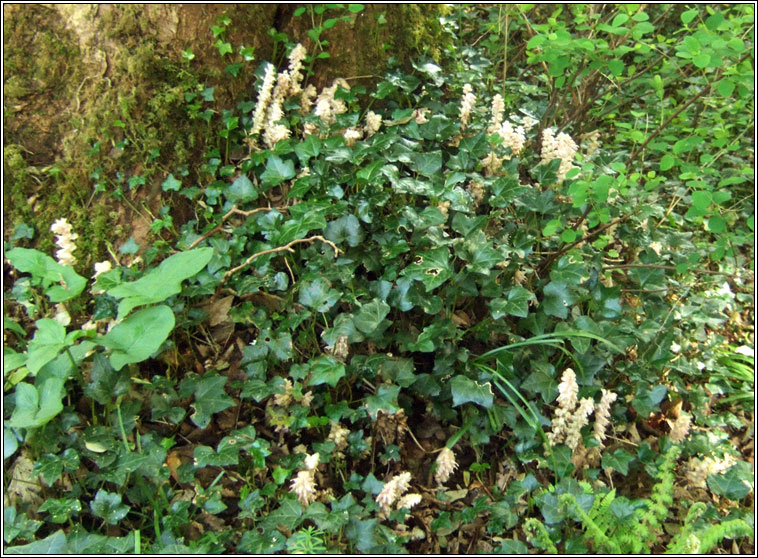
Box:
[3,4,754,554]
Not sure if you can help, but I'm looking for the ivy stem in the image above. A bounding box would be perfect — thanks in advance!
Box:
[115,395,131,452]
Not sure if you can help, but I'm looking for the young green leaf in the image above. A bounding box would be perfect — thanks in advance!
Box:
[8,379,65,429]
[107,247,213,319]
[97,305,175,370]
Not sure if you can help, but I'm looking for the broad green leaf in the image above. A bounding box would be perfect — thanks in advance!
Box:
[90,490,129,525]
[260,155,296,187]
[461,231,502,275]
[608,59,625,77]
[692,53,710,68]
[560,229,577,243]
[38,498,81,523]
[46,265,88,303]
[108,248,213,319]
[225,174,258,204]
[489,286,535,319]
[356,160,384,184]
[26,319,66,374]
[542,281,576,319]
[659,154,676,171]
[304,501,349,532]
[5,248,86,303]
[450,375,494,409]
[64,526,136,554]
[98,305,175,370]
[354,299,391,334]
[611,13,629,27]
[681,9,698,24]
[496,540,528,553]
[632,383,667,416]
[707,215,726,233]
[35,454,64,487]
[8,379,65,429]
[308,356,346,387]
[276,212,328,245]
[238,531,286,554]
[5,427,19,459]
[116,451,150,475]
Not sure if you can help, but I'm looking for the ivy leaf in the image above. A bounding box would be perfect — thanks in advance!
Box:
[707,462,753,501]
[601,449,636,476]
[364,384,401,418]
[265,496,303,531]
[522,361,558,403]
[237,531,286,554]
[84,354,131,405]
[345,517,378,553]
[450,375,494,409]
[354,299,391,334]
[401,247,453,291]
[194,443,240,468]
[5,530,68,554]
[549,256,587,286]
[298,278,341,312]
[189,373,235,429]
[412,150,442,177]
[90,490,130,525]
[542,281,576,319]
[304,502,349,532]
[632,383,668,416]
[325,214,364,247]
[225,174,258,204]
[489,286,535,319]
[276,212,328,245]
[308,356,346,388]
[161,173,182,192]
[261,155,295,188]
[97,305,175,371]
[377,357,416,388]
[294,136,321,163]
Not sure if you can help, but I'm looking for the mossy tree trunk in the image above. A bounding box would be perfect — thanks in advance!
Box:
[3,4,446,267]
